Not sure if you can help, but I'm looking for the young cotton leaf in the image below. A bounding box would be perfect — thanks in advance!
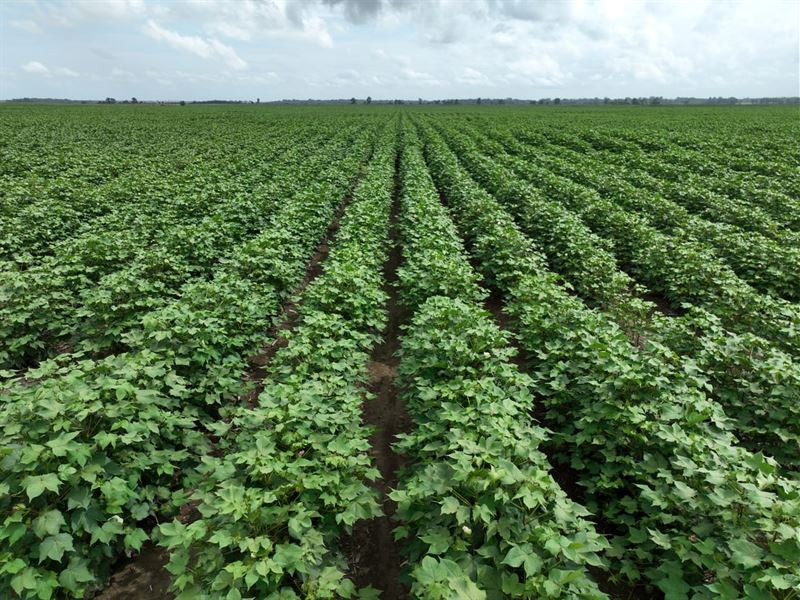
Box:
[23,473,61,500]
[38,533,74,563]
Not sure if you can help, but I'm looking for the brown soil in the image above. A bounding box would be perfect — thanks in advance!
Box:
[94,544,172,600]
[639,288,684,317]
[344,152,412,598]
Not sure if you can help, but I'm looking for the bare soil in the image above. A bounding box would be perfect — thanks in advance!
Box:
[94,544,172,600]
[344,153,412,598]
[640,288,684,317]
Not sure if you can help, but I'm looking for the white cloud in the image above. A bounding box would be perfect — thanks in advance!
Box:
[168,0,334,47]
[4,0,798,99]
[206,21,251,41]
[175,70,226,84]
[20,61,81,78]
[208,39,247,70]
[400,67,441,85]
[111,66,138,81]
[456,67,492,86]
[145,69,173,85]
[507,55,567,86]
[21,61,50,76]
[143,20,248,70]
[11,19,42,34]
[54,66,79,77]
[59,0,148,23]
[235,71,280,84]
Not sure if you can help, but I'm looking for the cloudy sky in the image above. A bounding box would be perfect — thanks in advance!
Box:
[1,0,798,100]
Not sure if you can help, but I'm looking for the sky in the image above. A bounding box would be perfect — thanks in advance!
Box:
[1,0,798,101]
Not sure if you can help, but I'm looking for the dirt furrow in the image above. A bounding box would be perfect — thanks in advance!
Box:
[345,151,411,599]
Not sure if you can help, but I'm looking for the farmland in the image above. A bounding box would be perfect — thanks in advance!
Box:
[1,103,799,599]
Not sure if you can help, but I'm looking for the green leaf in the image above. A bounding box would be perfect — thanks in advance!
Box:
[38,533,74,563]
[451,575,486,600]
[124,528,149,552]
[502,544,531,568]
[272,543,304,572]
[358,586,381,600]
[673,481,696,500]
[45,431,79,457]
[657,575,690,600]
[11,567,38,595]
[523,553,543,578]
[728,537,764,569]
[35,571,58,600]
[2,558,26,575]
[23,474,61,500]
[441,496,460,515]
[648,528,672,550]
[226,588,242,600]
[420,528,451,554]
[33,510,66,538]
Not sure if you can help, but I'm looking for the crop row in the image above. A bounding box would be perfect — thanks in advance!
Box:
[418,119,800,598]
[533,127,800,239]
[391,123,608,598]
[0,118,319,266]
[528,116,800,201]
[478,123,800,302]
[156,119,398,599]
[429,120,800,470]
[452,121,800,359]
[0,123,378,599]
[0,122,363,372]
[594,127,800,198]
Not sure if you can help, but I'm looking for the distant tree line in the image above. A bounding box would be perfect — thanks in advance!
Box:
[5,96,798,106]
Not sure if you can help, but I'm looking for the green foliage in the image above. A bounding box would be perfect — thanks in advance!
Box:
[0,119,364,371]
[0,112,378,598]
[418,120,800,597]
[154,123,398,598]
[431,118,800,471]
[391,129,608,598]
[1,103,799,599]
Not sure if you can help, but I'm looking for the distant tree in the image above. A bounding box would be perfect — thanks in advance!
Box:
[105,97,116,104]
[257,98,260,104]
[131,97,138,104]
[477,97,482,104]
[180,100,186,106]
[366,96,372,104]
[418,97,423,104]
[350,97,356,104]
[553,97,561,105]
